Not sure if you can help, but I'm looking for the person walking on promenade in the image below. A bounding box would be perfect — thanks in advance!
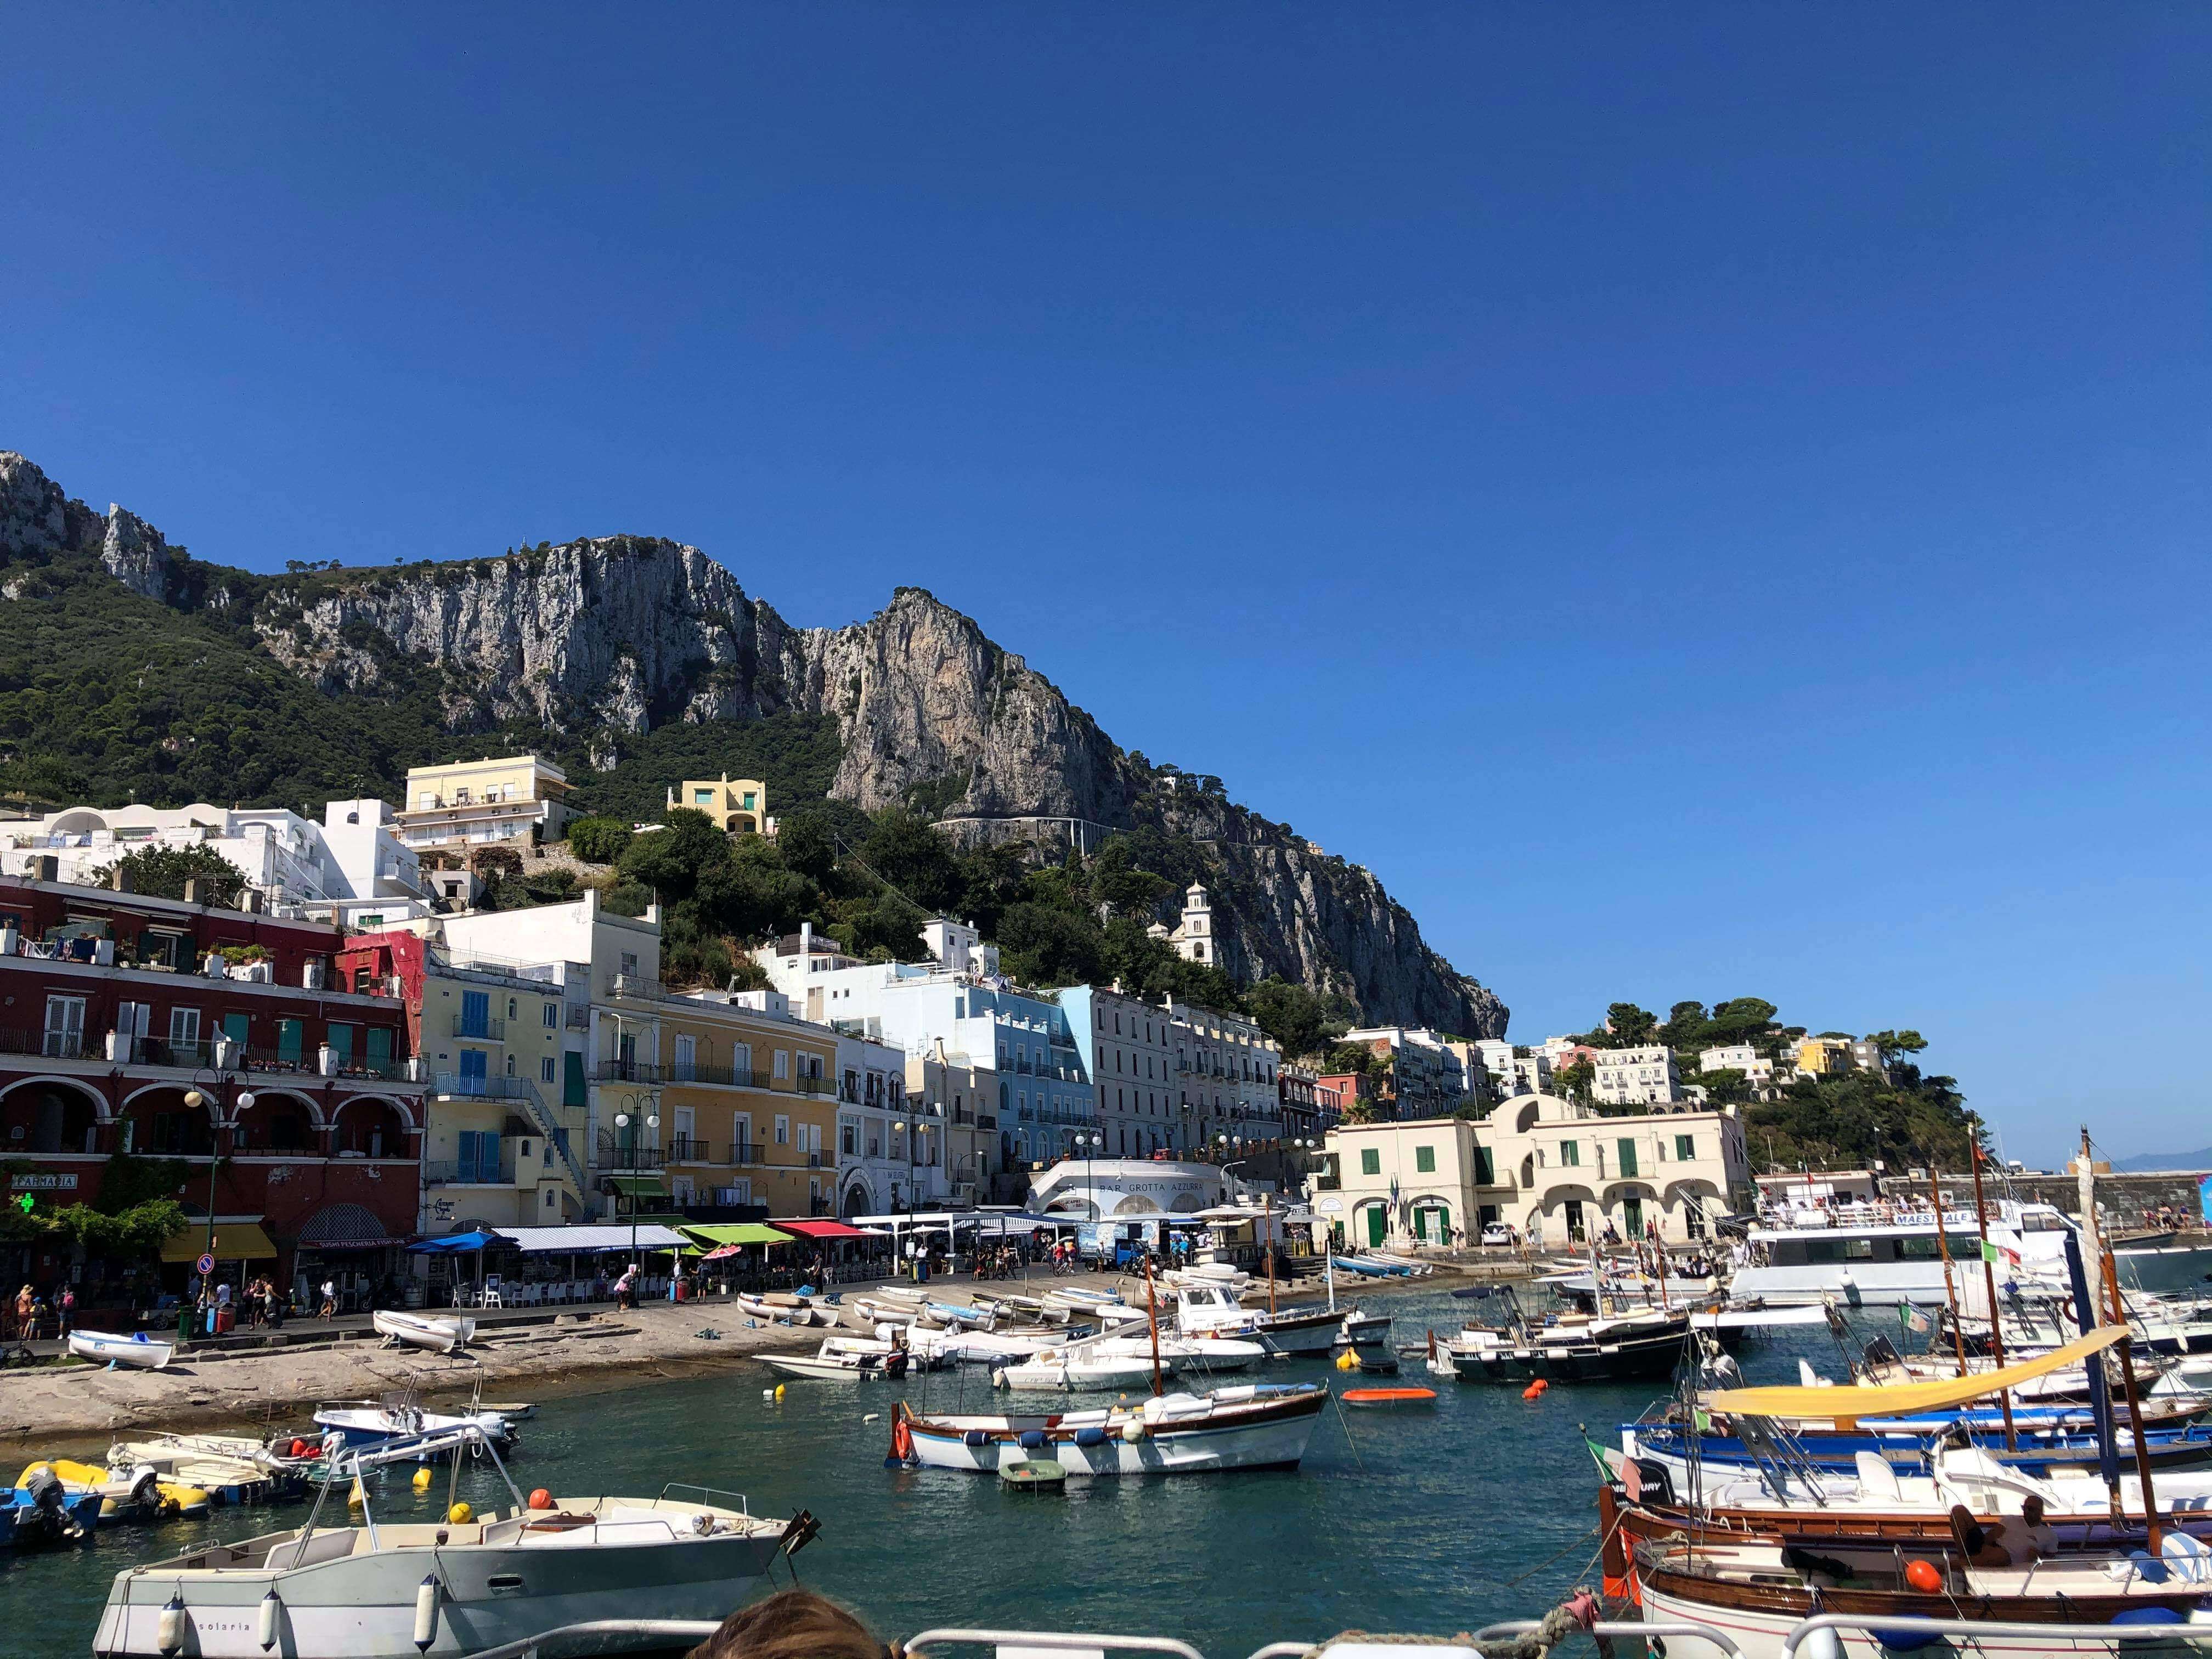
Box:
[318,1278,338,1320]
[58,1285,75,1339]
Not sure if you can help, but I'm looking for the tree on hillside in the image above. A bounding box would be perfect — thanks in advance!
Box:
[1658,1001,1710,1050]
[92,843,245,907]
[1706,997,1782,1048]
[1243,978,1346,1061]
[859,809,965,913]
[565,815,632,865]
[1864,1029,1928,1065]
[614,809,730,902]
[1600,1002,1658,1045]
[1552,1057,1596,1105]
[775,812,838,884]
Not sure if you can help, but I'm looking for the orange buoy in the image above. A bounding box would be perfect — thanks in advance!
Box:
[1904,1559,1942,1593]
[527,1488,554,1510]
[1341,1387,1438,1408]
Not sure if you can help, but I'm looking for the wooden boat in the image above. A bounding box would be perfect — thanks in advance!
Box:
[370,1309,473,1355]
[735,1293,827,1326]
[845,1296,921,1330]
[892,1384,1328,1475]
[1443,1302,1691,1384]
[1634,1534,2212,1659]
[67,1329,174,1369]
[759,1337,921,1380]
[92,1431,804,1658]
[992,1351,1158,1392]
[1340,1387,1436,1409]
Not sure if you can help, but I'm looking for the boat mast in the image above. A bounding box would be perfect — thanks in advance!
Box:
[1926,1164,1968,1377]
[1265,1192,1277,1317]
[1142,1256,1164,1397]
[1966,1128,2017,1449]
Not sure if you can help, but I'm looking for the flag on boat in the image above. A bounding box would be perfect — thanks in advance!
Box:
[1897,1305,1931,1333]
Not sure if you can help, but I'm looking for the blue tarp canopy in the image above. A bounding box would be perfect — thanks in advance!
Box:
[407,1230,501,1254]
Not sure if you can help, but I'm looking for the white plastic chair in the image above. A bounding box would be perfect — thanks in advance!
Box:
[481,1286,503,1308]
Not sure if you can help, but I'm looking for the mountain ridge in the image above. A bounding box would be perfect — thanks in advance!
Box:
[0,450,1505,1037]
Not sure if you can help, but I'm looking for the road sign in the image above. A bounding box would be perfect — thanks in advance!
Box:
[195,1252,216,1277]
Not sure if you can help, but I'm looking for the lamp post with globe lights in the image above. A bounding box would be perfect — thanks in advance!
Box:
[613,1093,659,1276]
[182,1070,255,1334]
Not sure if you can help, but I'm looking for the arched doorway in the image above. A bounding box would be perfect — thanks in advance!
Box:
[842,1181,872,1219]
[120,1086,216,1157]
[0,1079,102,1155]
[231,1091,320,1155]
[332,1098,409,1159]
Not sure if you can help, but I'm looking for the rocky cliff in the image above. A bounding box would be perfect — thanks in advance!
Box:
[0,453,1506,1035]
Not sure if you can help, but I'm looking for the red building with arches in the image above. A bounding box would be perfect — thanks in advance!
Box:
[0,875,426,1310]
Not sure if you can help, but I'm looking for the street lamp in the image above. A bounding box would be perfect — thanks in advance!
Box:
[1080,1132,1102,1222]
[892,1119,916,1213]
[613,1098,659,1274]
[182,1073,254,1333]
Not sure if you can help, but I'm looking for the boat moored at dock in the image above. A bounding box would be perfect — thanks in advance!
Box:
[891,1383,1328,1475]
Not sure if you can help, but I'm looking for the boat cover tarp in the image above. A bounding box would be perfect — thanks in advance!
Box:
[1700,1324,2128,1420]
[680,1223,791,1248]
[405,1229,502,1255]
[494,1224,688,1254]
[163,1222,279,1262]
[771,1218,870,1239]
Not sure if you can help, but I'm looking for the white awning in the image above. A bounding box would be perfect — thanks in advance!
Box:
[495,1224,688,1254]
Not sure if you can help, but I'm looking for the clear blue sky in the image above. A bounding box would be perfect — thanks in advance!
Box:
[6,8,2206,1169]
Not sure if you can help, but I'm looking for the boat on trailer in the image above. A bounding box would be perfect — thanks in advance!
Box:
[92,1427,811,1658]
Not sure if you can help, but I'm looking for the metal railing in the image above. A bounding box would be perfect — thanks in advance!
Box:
[665,1136,712,1163]
[432,1073,543,1102]
[596,1135,664,1171]
[452,1013,506,1040]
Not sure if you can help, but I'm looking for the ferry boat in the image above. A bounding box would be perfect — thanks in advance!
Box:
[1728,1198,2077,1307]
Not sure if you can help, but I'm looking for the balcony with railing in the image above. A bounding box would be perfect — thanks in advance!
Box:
[432,1072,545,1103]
[1,1024,414,1082]
[451,1013,506,1040]
[664,1135,713,1164]
[595,1133,665,1172]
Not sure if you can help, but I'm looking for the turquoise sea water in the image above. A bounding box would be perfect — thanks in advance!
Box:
[0,1288,1832,1658]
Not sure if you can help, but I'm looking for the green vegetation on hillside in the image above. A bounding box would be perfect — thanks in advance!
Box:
[1567,997,1976,1172]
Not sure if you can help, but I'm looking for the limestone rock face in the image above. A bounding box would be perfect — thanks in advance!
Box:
[0,455,1507,1035]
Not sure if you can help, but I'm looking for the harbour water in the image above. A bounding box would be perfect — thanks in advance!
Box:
[0,1286,1837,1657]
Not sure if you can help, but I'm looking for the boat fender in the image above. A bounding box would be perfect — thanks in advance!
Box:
[158,1591,187,1657]
[1121,1421,1146,1444]
[1074,1427,1107,1448]
[414,1575,441,1652]
[763,1389,775,1402]
[992,1369,1009,1389]
[1521,1381,1543,1401]
[963,1430,990,1448]
[448,1501,473,1525]
[1018,1430,1047,1451]
[1872,1629,1944,1652]
[1798,1628,1844,1659]
[2112,1609,2188,1626]
[258,1588,281,1652]
[1901,1559,1942,1594]
[528,1488,554,1509]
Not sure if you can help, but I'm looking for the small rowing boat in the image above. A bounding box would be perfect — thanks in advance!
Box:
[1340,1387,1437,1409]
[67,1330,173,1370]
[998,1459,1066,1490]
[735,1293,827,1326]
[992,1352,1157,1392]
[369,1309,473,1355]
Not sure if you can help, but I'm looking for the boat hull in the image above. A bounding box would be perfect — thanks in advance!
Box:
[69,1330,176,1369]
[900,1388,1325,1476]
[370,1311,473,1355]
[92,1520,784,1657]
[1449,1327,1689,1384]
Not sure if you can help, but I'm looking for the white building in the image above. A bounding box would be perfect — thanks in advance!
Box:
[1697,1043,1776,1091]
[751,926,1094,1168]
[919,917,998,978]
[1170,997,1283,1152]
[1593,1043,1681,1108]
[1149,883,1220,966]
[834,1030,944,1217]
[1474,1039,1519,1099]
[0,799,426,922]
[1316,1092,1752,1249]
[1057,984,1178,1159]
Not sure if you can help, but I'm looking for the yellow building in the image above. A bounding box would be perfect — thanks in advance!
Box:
[398,755,575,855]
[1795,1037,1855,1077]
[667,775,767,834]
[603,985,838,1220]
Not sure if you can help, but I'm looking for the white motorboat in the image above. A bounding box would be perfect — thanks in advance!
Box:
[91,1430,804,1658]
[905,1325,1067,1366]
[371,1310,475,1355]
[992,1350,1158,1391]
[67,1329,174,1369]
[1088,1333,1266,1374]
[1172,1284,1344,1356]
[107,1440,304,1505]
[759,1336,928,1380]
[893,1383,1328,1475]
[313,1398,517,1452]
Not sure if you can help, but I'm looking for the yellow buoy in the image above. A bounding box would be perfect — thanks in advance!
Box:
[411,1468,433,1492]
[775,1384,786,1401]
[347,1479,366,1510]
[447,1500,473,1525]
[1334,1350,1357,1372]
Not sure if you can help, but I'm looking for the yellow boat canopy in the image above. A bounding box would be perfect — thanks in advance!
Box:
[162,1223,279,1263]
[1701,1324,2129,1421]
